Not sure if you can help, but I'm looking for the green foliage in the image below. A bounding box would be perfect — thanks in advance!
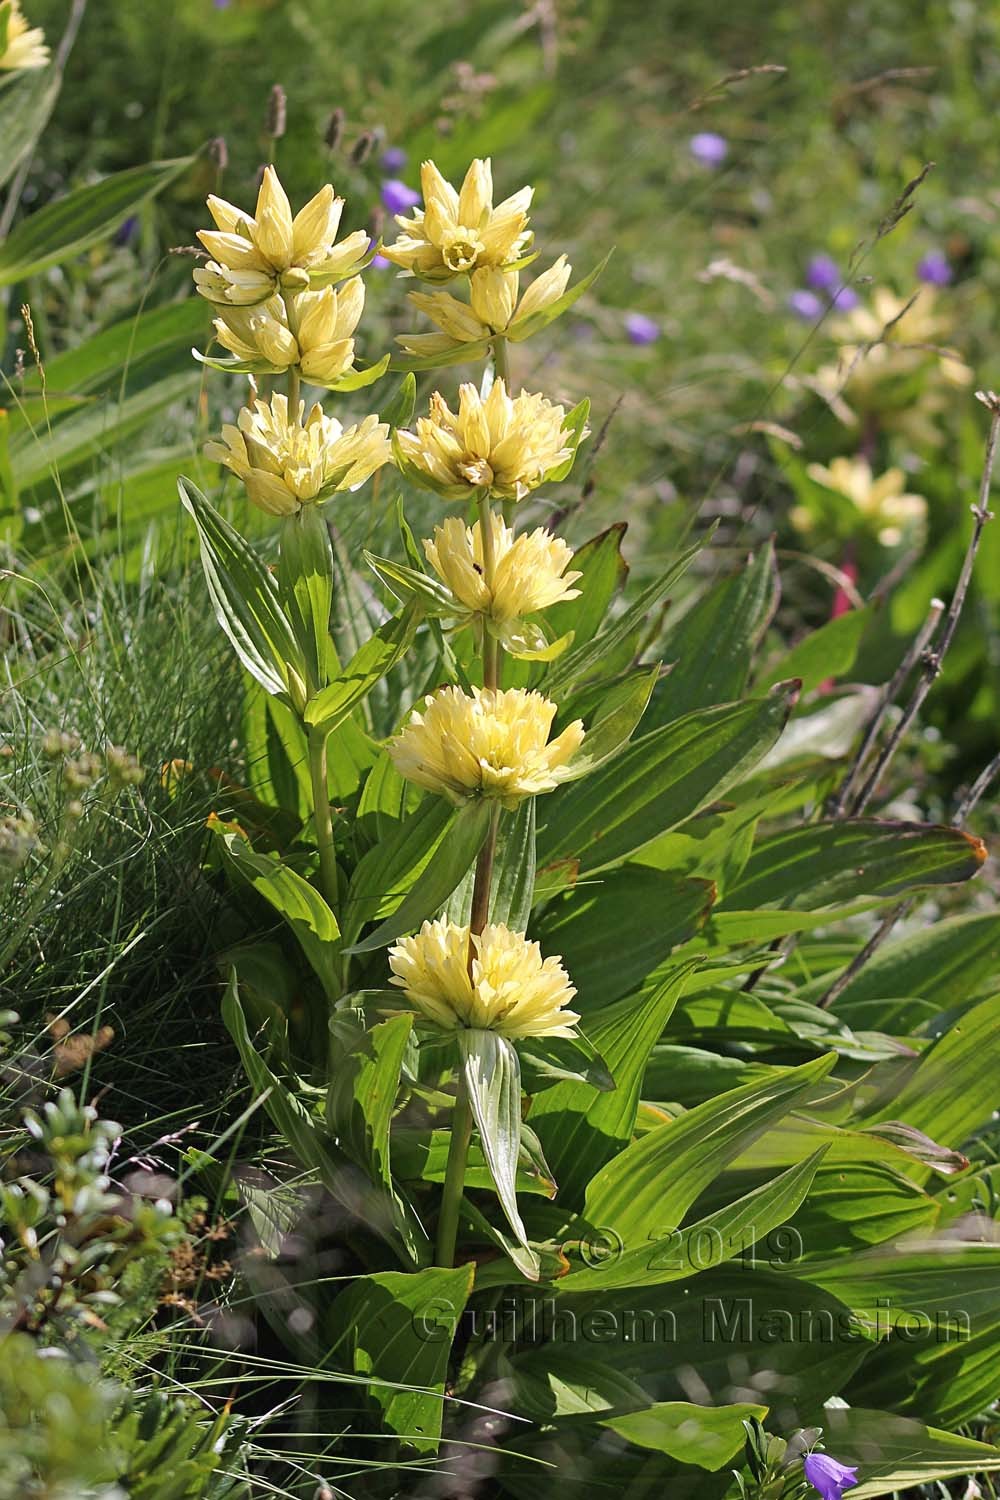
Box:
[8,4,1000,1495]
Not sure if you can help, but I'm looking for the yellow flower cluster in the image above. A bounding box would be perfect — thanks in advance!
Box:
[383,159,532,281]
[205,394,390,517]
[390,685,584,810]
[196,167,391,514]
[195,169,369,307]
[0,0,48,70]
[424,512,580,639]
[396,380,574,502]
[807,287,973,443]
[398,258,572,360]
[798,457,927,547]
[389,919,579,1039]
[211,278,366,388]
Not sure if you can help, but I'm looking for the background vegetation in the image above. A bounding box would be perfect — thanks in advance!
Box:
[4,1,1000,1496]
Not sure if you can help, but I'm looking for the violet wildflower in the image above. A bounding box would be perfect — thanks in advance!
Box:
[831,285,859,311]
[918,249,952,285]
[371,253,391,270]
[806,254,840,292]
[624,311,660,346]
[381,178,421,216]
[788,289,823,320]
[113,215,139,247]
[804,1452,859,1500]
[382,145,407,172]
[689,131,728,167]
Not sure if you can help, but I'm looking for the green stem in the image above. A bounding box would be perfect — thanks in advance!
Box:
[435,1069,473,1267]
[478,494,500,691]
[287,363,301,415]
[491,335,510,388]
[308,726,340,914]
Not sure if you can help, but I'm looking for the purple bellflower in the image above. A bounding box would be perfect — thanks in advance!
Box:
[804,1452,859,1500]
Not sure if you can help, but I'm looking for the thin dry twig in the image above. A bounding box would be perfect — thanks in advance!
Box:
[827,597,945,818]
[847,392,999,815]
[952,749,1000,827]
[815,395,1000,1007]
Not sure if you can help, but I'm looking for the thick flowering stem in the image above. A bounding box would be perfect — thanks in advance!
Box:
[435,1070,473,1267]
[491,334,510,388]
[467,497,503,975]
[477,494,500,692]
[286,362,300,416]
[308,725,341,915]
[469,804,501,939]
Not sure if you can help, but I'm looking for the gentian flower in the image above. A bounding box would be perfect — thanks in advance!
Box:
[831,285,859,311]
[917,249,952,285]
[806,254,840,292]
[689,131,728,166]
[381,178,421,216]
[803,1452,859,1499]
[788,289,823,320]
[624,311,660,345]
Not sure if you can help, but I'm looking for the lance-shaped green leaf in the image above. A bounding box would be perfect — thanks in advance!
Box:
[821,1406,1000,1496]
[530,962,697,1203]
[646,539,778,726]
[393,1126,556,1197]
[489,797,535,931]
[327,1265,474,1451]
[214,828,342,999]
[327,1013,413,1193]
[224,973,426,1265]
[305,603,420,736]
[541,397,591,484]
[348,799,492,952]
[390,335,494,372]
[179,478,306,704]
[277,506,334,697]
[865,990,1000,1146]
[0,66,61,193]
[364,552,457,617]
[379,373,417,430]
[601,1401,768,1468]
[0,157,193,287]
[507,252,613,342]
[319,353,391,393]
[563,1149,826,1292]
[342,795,454,945]
[759,604,873,694]
[582,1053,836,1247]
[723,819,987,910]
[535,869,714,1012]
[823,1242,1000,1428]
[555,666,658,781]
[544,522,629,652]
[221,973,341,1196]
[545,527,713,693]
[458,1029,535,1266]
[538,686,796,875]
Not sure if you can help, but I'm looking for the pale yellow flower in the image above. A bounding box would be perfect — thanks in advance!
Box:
[204,393,390,517]
[388,918,579,1038]
[211,278,365,385]
[194,167,370,306]
[397,257,572,358]
[0,0,48,70]
[389,685,584,809]
[424,513,580,629]
[395,380,577,502]
[808,286,973,432]
[801,457,927,546]
[382,158,533,281]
